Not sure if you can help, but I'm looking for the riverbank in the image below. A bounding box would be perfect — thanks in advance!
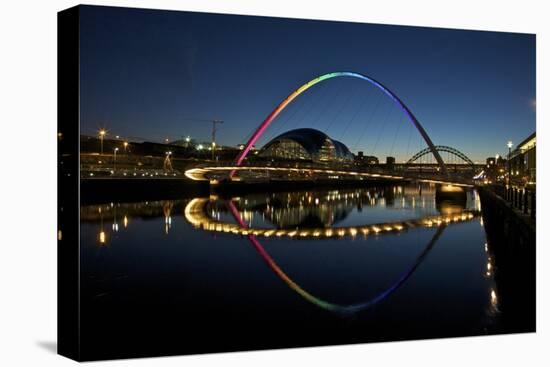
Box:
[478,186,536,333]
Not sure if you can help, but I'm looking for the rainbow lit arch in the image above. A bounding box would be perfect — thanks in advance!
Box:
[231,71,448,177]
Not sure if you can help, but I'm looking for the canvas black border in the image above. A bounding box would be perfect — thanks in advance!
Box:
[58,5,81,361]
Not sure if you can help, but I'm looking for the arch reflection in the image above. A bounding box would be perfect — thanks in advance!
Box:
[184,197,478,239]
[226,200,447,315]
[183,192,479,315]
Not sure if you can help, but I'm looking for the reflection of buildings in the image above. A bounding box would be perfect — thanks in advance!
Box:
[259,128,354,163]
[509,132,536,185]
[226,190,359,228]
[80,200,182,245]
[186,197,478,239]
[82,183,473,244]
[216,185,440,229]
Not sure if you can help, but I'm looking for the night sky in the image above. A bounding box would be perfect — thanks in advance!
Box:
[80,5,535,162]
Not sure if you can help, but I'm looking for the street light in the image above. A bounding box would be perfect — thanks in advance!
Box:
[507,142,513,180]
[98,129,107,156]
[164,151,173,172]
[113,147,119,173]
[123,141,129,153]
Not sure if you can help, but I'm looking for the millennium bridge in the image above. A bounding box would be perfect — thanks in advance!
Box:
[184,71,480,189]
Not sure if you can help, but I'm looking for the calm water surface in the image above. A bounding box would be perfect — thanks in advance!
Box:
[80,183,519,359]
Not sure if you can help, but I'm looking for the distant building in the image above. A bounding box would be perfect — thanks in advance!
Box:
[483,155,507,183]
[509,132,536,184]
[237,143,256,151]
[386,156,396,167]
[259,128,354,163]
[355,151,379,165]
[486,155,506,168]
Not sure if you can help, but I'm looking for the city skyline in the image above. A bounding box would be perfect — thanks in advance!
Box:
[80,6,535,162]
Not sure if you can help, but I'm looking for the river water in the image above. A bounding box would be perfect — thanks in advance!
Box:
[78,182,530,360]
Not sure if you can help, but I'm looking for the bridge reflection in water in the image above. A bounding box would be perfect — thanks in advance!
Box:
[184,197,477,239]
[225,200,448,314]
[180,186,478,314]
[79,182,524,359]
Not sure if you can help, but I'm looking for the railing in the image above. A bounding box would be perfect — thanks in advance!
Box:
[490,184,536,220]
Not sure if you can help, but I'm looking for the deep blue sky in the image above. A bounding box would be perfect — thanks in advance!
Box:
[80,5,535,162]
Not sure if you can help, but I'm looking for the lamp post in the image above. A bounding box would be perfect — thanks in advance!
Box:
[113,147,119,173]
[99,129,106,156]
[123,141,128,154]
[507,140,514,185]
[164,151,173,172]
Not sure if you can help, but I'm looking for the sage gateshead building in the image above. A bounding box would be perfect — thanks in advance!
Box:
[259,128,354,163]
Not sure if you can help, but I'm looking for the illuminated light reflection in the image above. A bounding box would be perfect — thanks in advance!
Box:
[490,289,498,308]
[183,198,480,240]
[99,231,106,244]
[225,199,447,315]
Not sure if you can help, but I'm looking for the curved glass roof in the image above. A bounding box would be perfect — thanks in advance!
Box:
[262,128,353,160]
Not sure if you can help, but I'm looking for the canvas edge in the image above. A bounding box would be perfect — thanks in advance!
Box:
[57,4,82,362]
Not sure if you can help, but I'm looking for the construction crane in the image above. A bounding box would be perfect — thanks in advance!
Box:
[182,118,224,160]
[211,119,224,161]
